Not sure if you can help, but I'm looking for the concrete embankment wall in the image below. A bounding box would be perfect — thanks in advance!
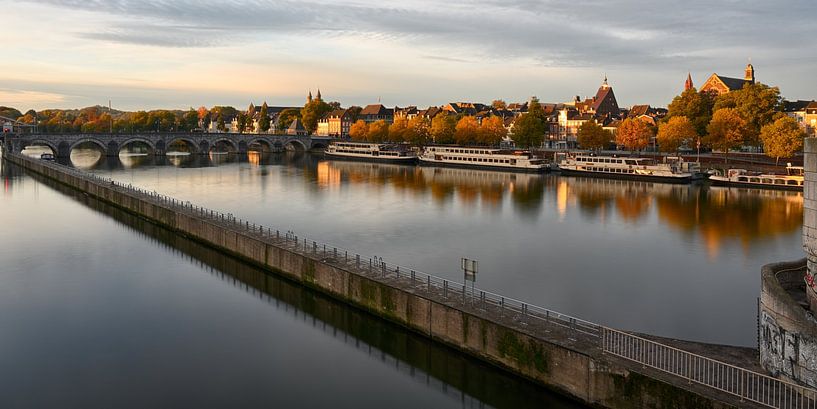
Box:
[4,152,736,409]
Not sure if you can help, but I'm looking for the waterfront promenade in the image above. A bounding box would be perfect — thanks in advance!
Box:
[5,150,817,408]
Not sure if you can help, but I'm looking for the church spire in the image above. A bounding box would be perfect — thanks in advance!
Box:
[602,74,609,89]
[307,90,313,104]
[316,88,322,101]
[684,72,694,91]
[745,62,755,84]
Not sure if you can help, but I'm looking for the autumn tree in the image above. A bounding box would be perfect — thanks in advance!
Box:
[301,98,332,134]
[760,116,805,164]
[511,97,546,148]
[367,120,389,142]
[479,116,506,146]
[258,102,270,132]
[388,117,410,142]
[577,121,610,151]
[455,116,480,145]
[491,100,507,110]
[656,116,697,153]
[713,82,782,146]
[349,120,369,141]
[277,109,301,132]
[665,88,715,136]
[0,106,23,120]
[706,108,749,162]
[431,113,456,144]
[616,118,653,152]
[407,116,430,146]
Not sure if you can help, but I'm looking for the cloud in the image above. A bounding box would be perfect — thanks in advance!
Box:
[0,89,67,107]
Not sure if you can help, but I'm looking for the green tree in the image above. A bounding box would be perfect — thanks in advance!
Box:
[479,116,507,146]
[301,99,332,134]
[705,108,748,162]
[511,97,546,148]
[349,120,368,141]
[665,88,715,136]
[259,102,270,132]
[656,116,697,153]
[760,116,805,165]
[577,121,610,151]
[616,118,653,152]
[713,82,782,147]
[430,113,456,144]
[454,116,480,145]
[367,120,389,142]
[277,109,301,132]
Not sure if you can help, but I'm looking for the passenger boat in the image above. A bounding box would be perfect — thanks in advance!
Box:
[708,166,803,190]
[556,154,699,183]
[325,141,417,163]
[418,146,548,172]
[39,153,55,161]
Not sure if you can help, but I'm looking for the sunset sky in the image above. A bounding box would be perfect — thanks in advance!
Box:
[2,0,816,111]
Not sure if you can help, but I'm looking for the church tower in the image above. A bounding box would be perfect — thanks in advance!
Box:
[745,63,755,84]
[684,72,694,91]
[307,90,313,104]
[316,88,322,101]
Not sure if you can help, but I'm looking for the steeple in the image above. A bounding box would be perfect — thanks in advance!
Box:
[601,74,609,89]
[307,90,313,104]
[745,62,755,84]
[684,72,694,91]
[316,88,322,101]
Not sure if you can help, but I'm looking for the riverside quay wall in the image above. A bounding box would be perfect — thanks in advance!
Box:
[7,150,815,409]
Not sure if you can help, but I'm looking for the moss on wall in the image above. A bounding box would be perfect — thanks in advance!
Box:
[496,328,549,375]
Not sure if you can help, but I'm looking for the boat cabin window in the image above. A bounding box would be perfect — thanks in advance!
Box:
[625,160,636,165]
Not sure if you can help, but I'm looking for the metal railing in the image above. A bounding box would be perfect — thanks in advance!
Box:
[603,327,817,408]
[11,151,817,408]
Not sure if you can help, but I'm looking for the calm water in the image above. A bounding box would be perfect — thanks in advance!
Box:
[56,148,804,347]
[1,151,583,409]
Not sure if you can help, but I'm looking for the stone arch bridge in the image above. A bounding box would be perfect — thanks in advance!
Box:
[2,133,333,158]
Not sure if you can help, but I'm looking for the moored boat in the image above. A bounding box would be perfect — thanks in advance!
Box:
[325,141,417,163]
[418,146,548,172]
[556,154,699,183]
[708,166,803,190]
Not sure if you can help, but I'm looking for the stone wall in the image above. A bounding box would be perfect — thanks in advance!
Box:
[760,259,817,388]
[3,151,738,408]
[806,138,817,313]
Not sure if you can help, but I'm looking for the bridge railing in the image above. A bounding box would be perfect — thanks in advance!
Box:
[11,151,817,409]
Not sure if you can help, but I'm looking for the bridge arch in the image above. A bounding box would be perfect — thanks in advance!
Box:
[24,139,59,156]
[69,138,109,156]
[166,137,200,155]
[284,138,307,152]
[209,137,239,153]
[119,137,157,155]
[247,137,274,152]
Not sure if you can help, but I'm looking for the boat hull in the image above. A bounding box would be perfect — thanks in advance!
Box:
[708,176,802,191]
[418,158,549,173]
[556,167,693,184]
[325,151,418,164]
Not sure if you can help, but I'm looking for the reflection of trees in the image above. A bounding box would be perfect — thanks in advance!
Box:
[318,161,545,213]
[656,187,802,256]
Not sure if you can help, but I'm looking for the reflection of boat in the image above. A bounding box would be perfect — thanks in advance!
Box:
[708,166,803,191]
[40,153,55,161]
[325,142,417,163]
[419,146,548,172]
[556,154,698,183]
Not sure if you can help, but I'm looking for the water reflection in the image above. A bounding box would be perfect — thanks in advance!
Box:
[21,165,581,409]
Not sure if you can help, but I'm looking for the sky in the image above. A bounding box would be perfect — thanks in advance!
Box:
[1,0,816,112]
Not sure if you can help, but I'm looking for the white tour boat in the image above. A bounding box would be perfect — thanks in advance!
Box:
[708,166,803,190]
[556,154,700,183]
[418,146,548,172]
[325,141,417,163]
